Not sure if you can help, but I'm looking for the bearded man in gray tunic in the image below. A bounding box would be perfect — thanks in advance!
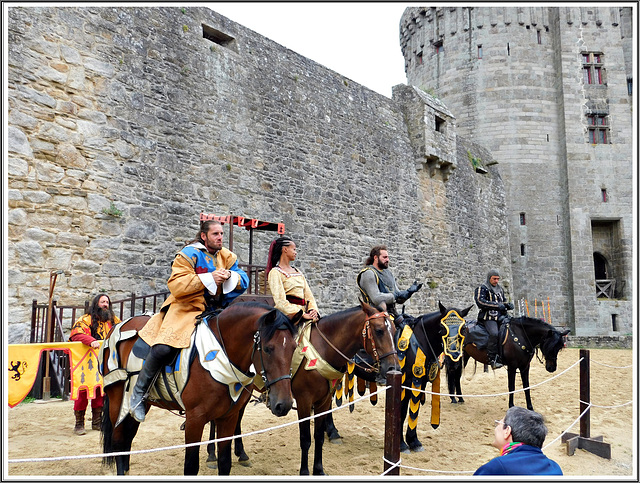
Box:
[356,245,422,323]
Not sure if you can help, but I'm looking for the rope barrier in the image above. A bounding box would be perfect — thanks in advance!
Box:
[8,350,632,476]
[7,386,389,464]
[407,357,584,399]
[590,359,633,369]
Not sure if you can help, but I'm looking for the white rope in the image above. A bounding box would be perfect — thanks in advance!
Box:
[578,399,634,409]
[393,461,475,474]
[7,386,389,464]
[406,357,583,398]
[379,456,402,475]
[542,403,593,449]
[590,359,633,369]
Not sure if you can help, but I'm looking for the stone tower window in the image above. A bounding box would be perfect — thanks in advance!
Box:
[477,45,483,59]
[202,24,237,51]
[417,52,423,65]
[601,188,608,202]
[519,212,526,225]
[434,39,444,54]
[520,244,526,256]
[582,52,605,85]
[537,30,542,44]
[587,114,609,144]
[435,116,445,132]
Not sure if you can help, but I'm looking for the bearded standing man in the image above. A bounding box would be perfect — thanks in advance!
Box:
[69,293,120,434]
[130,219,249,423]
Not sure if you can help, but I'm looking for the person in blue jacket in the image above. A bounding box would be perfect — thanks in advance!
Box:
[474,406,563,476]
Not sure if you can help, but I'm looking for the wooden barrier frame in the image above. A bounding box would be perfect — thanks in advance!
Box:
[561,349,611,458]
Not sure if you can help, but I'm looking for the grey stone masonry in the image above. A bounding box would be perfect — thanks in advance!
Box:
[401,6,634,336]
[7,6,510,343]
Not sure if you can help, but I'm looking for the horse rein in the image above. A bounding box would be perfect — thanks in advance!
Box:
[313,311,397,373]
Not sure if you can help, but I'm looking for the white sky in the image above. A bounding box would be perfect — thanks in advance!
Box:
[211,2,422,98]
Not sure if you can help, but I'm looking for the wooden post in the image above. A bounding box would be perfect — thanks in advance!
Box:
[561,349,611,458]
[579,349,590,438]
[43,270,62,400]
[383,370,401,476]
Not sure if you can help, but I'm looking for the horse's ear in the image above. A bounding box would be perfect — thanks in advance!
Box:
[438,301,446,314]
[262,308,279,326]
[459,305,473,318]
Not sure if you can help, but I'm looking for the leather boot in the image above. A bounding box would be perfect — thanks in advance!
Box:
[488,353,503,370]
[74,410,87,435]
[129,345,170,423]
[91,407,102,430]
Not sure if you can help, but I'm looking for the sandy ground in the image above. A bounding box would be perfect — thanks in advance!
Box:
[5,347,635,479]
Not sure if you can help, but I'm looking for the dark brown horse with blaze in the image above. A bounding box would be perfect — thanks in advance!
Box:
[99,302,298,476]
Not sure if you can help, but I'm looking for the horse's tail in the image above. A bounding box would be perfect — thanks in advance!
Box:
[101,392,116,469]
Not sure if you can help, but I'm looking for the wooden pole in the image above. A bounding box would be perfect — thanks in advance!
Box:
[579,348,590,438]
[43,271,61,400]
[383,370,401,476]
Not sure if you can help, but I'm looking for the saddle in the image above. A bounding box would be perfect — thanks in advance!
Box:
[462,318,509,357]
[291,322,344,391]
[99,315,256,427]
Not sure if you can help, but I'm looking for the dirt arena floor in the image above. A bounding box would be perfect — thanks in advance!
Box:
[5,347,635,479]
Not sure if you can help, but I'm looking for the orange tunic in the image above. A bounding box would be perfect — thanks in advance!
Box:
[139,246,244,348]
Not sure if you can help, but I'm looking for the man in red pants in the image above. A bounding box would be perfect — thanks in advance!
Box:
[69,293,120,435]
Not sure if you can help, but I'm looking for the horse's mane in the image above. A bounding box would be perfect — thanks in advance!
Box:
[259,307,298,340]
[510,316,554,330]
[320,305,363,322]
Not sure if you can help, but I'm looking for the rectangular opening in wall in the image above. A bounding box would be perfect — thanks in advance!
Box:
[520,243,526,256]
[435,116,445,132]
[611,314,618,331]
[519,212,526,225]
[417,52,423,65]
[601,188,608,202]
[537,30,542,44]
[202,24,237,52]
[478,45,483,59]
[433,39,443,54]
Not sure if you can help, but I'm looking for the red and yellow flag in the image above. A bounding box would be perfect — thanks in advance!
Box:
[7,341,104,407]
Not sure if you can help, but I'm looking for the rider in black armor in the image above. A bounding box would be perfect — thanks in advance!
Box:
[474,269,514,369]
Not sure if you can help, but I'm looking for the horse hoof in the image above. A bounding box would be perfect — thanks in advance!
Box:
[411,445,425,453]
[458,398,465,403]
[238,459,252,468]
[206,461,218,470]
[329,437,343,445]
[450,399,458,404]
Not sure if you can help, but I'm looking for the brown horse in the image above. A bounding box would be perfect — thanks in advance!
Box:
[206,301,399,475]
[292,301,398,475]
[449,316,570,410]
[99,302,298,476]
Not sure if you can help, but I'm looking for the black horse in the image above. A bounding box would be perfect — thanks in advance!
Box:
[445,315,570,410]
[346,302,472,453]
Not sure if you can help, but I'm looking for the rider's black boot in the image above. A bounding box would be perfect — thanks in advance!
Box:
[488,352,503,370]
[129,344,172,423]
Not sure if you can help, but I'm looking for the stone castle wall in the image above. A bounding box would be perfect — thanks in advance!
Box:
[399,6,634,336]
[7,6,510,343]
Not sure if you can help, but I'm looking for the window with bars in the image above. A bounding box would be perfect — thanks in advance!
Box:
[582,52,604,85]
[587,114,609,144]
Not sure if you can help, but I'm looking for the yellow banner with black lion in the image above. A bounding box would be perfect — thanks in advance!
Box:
[7,341,104,408]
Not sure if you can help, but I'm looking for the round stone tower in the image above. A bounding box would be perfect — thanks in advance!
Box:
[399,6,634,336]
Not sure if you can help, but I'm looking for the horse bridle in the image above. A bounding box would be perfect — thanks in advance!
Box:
[314,311,397,373]
[251,329,292,390]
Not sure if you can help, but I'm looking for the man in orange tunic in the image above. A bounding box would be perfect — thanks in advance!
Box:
[130,220,249,422]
